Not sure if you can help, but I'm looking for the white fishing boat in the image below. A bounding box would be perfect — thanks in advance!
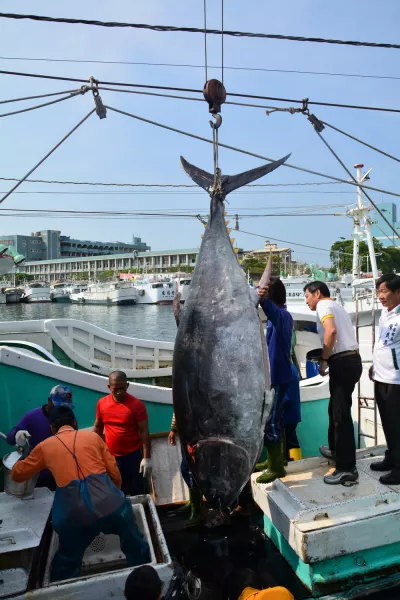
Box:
[50,282,72,303]
[70,281,137,305]
[174,277,192,302]
[21,282,51,303]
[133,280,175,304]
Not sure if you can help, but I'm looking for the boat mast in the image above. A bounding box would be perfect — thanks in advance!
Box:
[347,163,378,281]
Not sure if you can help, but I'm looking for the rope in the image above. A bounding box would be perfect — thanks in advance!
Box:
[2,12,400,50]
[0,91,82,118]
[2,69,400,113]
[203,0,208,82]
[0,88,83,105]
[321,120,400,165]
[104,104,400,200]
[0,109,95,205]
[314,130,400,246]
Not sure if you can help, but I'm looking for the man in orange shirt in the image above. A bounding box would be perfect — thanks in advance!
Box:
[12,405,150,582]
[94,370,151,495]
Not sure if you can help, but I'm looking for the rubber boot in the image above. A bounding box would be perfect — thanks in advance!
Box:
[289,448,302,461]
[177,499,191,513]
[256,441,286,484]
[185,487,202,528]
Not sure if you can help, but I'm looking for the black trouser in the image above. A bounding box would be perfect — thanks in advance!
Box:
[375,381,400,470]
[284,424,300,460]
[328,353,362,472]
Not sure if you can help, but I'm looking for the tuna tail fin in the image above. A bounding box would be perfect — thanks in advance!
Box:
[180,154,291,196]
[180,157,214,192]
[221,154,291,195]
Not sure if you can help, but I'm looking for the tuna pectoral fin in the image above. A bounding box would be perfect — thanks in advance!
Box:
[193,438,250,506]
[221,153,291,195]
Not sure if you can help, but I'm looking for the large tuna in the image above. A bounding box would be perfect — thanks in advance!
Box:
[172,153,290,507]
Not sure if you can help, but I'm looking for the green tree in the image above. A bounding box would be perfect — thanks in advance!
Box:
[241,255,281,277]
[330,238,400,274]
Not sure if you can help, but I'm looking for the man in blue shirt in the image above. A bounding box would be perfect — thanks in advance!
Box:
[6,384,74,490]
[255,278,294,484]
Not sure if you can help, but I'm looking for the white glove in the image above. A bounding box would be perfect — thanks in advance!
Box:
[139,458,152,478]
[15,430,31,447]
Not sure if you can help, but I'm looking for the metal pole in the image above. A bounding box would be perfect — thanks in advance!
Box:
[355,164,378,280]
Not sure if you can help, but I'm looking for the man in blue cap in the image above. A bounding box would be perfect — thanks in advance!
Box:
[6,384,75,490]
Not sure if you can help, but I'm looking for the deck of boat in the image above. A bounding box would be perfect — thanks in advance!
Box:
[250,445,400,599]
[157,480,400,600]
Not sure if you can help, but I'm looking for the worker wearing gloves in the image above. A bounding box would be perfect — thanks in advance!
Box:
[12,405,150,582]
[6,384,75,490]
[168,413,202,527]
[255,279,294,484]
[94,371,152,495]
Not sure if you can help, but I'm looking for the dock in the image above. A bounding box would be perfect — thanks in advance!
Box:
[251,445,400,597]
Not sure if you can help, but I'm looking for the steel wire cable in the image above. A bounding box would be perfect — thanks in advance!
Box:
[0,88,83,105]
[2,56,400,82]
[313,128,400,245]
[2,12,400,50]
[0,109,95,205]
[321,120,400,165]
[104,104,400,200]
[2,68,400,113]
[0,92,81,118]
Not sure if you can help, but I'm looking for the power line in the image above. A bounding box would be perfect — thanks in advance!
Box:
[2,12,400,50]
[2,55,400,82]
[0,176,344,188]
[2,68,400,114]
[237,229,331,252]
[0,190,355,195]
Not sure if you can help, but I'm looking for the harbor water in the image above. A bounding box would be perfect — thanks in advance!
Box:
[0,303,177,342]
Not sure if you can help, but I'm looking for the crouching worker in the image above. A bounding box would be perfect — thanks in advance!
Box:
[12,405,150,582]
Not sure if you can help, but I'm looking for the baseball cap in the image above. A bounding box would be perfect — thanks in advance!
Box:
[49,384,74,408]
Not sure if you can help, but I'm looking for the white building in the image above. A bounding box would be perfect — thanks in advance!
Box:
[19,249,199,282]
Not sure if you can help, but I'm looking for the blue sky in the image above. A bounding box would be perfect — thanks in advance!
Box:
[0,1,399,266]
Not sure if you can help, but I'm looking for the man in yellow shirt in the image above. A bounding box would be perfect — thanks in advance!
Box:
[227,569,294,600]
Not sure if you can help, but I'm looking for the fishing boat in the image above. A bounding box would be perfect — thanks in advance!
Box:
[50,282,72,303]
[69,281,137,305]
[20,282,51,303]
[0,318,174,383]
[133,279,175,304]
[173,277,192,302]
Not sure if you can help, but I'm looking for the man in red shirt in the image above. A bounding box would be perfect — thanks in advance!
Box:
[94,371,151,495]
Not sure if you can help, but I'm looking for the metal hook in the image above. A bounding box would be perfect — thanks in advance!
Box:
[209,113,222,129]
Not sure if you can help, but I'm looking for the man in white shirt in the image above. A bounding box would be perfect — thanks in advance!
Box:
[304,281,362,485]
[370,274,400,485]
